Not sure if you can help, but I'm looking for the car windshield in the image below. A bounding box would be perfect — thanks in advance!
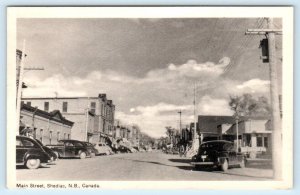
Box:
[200,142,229,151]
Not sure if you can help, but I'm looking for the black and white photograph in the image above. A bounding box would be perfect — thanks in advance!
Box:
[7,7,293,189]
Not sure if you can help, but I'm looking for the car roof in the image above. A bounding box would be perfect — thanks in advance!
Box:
[59,139,83,142]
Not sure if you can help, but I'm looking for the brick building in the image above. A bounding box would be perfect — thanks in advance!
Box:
[20,104,74,145]
[22,93,115,143]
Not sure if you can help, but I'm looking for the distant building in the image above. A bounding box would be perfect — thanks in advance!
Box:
[22,93,115,143]
[20,104,74,145]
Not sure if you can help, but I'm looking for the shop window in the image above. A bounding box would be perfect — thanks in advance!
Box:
[257,137,263,147]
[62,102,68,112]
[44,102,49,112]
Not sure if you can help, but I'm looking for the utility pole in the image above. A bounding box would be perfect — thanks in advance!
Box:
[16,40,45,135]
[178,110,182,132]
[246,18,282,180]
[84,97,90,141]
[16,40,26,135]
[235,116,239,152]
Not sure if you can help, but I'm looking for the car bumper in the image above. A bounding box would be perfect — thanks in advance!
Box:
[191,162,215,165]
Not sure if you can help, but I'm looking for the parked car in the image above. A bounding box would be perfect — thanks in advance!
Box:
[82,142,98,157]
[191,140,246,171]
[46,139,92,159]
[118,145,132,153]
[94,142,114,155]
[35,139,58,161]
[16,136,53,169]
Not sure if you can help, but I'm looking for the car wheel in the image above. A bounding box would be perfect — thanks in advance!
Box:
[26,159,41,169]
[54,151,60,159]
[79,152,87,159]
[239,158,246,168]
[221,159,229,171]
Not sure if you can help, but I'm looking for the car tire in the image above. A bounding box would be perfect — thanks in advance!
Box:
[54,151,60,159]
[26,159,41,169]
[79,152,86,159]
[239,158,246,168]
[221,159,229,171]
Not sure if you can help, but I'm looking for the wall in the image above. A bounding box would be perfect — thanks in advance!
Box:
[20,110,72,145]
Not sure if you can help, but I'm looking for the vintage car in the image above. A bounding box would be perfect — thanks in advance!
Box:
[191,140,246,171]
[16,136,53,169]
[47,139,92,159]
[94,142,114,155]
[82,142,98,157]
[35,139,58,161]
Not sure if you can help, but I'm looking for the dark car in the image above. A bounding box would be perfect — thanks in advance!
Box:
[16,136,53,169]
[191,140,246,171]
[82,142,98,157]
[35,139,58,161]
[46,139,92,159]
[118,145,132,153]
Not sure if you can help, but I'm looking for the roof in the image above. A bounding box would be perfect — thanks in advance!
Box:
[21,104,74,126]
[198,115,237,134]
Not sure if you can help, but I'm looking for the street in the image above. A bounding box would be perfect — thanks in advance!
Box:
[17,151,273,181]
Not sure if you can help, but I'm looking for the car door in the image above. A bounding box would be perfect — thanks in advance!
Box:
[16,137,26,163]
[64,141,75,157]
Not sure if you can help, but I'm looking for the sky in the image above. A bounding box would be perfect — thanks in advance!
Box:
[17,18,282,138]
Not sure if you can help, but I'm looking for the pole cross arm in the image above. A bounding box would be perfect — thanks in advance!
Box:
[245,28,282,35]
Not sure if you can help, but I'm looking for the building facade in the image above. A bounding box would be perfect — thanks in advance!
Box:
[20,104,74,145]
[22,93,115,143]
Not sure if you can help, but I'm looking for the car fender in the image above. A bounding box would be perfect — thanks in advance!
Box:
[24,153,42,163]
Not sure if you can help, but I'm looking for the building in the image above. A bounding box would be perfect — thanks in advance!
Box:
[20,104,74,145]
[198,115,237,142]
[225,117,272,155]
[22,93,115,143]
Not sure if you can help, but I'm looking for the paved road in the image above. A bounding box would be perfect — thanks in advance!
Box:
[17,151,273,181]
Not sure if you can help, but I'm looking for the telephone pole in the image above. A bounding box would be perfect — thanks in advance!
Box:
[16,40,45,135]
[246,18,282,180]
[178,110,182,132]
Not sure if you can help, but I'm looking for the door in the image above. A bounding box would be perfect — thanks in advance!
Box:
[64,142,75,157]
[16,137,26,163]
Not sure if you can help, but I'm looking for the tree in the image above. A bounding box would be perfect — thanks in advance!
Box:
[229,93,271,117]
[165,126,176,145]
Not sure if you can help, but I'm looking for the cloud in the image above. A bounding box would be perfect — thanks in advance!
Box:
[22,58,270,138]
[236,78,270,93]
[197,96,233,116]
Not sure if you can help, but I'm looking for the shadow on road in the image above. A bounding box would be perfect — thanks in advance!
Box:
[168,158,191,163]
[16,165,51,169]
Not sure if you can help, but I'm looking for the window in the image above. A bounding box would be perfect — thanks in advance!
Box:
[68,134,70,139]
[33,128,37,139]
[49,131,53,144]
[21,101,24,105]
[64,133,66,139]
[44,102,49,112]
[90,102,96,114]
[62,102,68,112]
[57,132,60,142]
[264,137,268,148]
[40,129,43,143]
[257,137,263,147]
[26,101,31,106]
